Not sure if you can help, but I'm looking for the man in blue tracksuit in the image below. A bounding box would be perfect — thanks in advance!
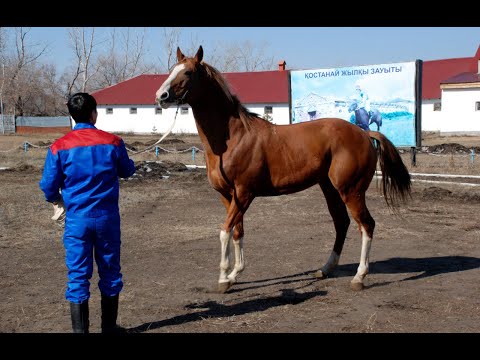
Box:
[39,92,136,333]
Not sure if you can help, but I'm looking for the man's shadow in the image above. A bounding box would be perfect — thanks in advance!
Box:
[126,255,480,333]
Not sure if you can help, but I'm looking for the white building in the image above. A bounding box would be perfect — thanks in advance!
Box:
[421,45,480,134]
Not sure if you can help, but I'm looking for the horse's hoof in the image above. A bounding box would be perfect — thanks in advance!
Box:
[218,281,232,294]
[314,270,327,279]
[350,281,364,291]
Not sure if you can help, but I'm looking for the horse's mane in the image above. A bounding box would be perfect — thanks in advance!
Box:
[202,62,269,131]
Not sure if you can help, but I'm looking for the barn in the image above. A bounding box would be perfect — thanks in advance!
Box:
[87,45,480,136]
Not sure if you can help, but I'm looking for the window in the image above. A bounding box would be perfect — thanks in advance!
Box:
[263,106,274,122]
[181,107,189,115]
[475,102,480,111]
[433,102,441,111]
[155,107,162,115]
[130,107,137,114]
[106,108,113,114]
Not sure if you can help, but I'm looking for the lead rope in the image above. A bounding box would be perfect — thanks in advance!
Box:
[126,91,189,156]
[126,104,181,156]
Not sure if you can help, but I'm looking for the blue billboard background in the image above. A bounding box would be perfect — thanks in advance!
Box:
[290,61,418,147]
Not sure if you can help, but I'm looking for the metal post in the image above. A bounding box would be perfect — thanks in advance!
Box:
[471,148,475,165]
[192,147,196,162]
[410,147,416,167]
[155,146,159,158]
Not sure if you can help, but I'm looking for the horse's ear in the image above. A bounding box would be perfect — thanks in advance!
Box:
[195,45,203,63]
[177,47,185,62]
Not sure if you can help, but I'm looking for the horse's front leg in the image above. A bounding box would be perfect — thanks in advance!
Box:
[218,191,252,294]
[218,228,233,293]
[227,221,245,283]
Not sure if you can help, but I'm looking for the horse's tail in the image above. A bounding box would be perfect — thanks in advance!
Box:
[369,131,412,209]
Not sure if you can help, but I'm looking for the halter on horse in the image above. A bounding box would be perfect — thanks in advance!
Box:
[156,46,411,293]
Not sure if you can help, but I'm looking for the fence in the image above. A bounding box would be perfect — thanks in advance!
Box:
[0,115,15,134]
[15,116,71,135]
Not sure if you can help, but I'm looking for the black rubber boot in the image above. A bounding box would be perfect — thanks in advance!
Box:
[70,300,89,334]
[101,294,126,334]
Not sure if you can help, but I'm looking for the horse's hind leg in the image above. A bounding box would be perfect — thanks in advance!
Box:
[343,191,375,291]
[315,179,350,279]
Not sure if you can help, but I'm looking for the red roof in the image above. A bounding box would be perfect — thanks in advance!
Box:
[92,70,290,105]
[441,71,480,85]
[92,74,167,105]
[422,46,480,99]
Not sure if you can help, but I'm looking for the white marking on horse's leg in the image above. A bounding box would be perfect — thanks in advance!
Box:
[155,63,186,99]
[352,226,372,286]
[315,251,340,279]
[322,251,340,275]
[219,229,232,284]
[227,236,244,283]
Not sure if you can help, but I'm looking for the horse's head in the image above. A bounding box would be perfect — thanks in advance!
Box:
[348,101,358,112]
[156,46,204,109]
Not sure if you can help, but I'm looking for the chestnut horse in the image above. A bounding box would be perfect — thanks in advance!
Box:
[156,46,411,293]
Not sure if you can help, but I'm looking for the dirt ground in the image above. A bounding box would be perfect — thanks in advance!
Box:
[1,132,480,334]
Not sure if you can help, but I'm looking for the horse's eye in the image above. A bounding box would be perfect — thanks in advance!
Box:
[185,70,192,76]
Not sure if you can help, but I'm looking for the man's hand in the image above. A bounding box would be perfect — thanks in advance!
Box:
[51,198,66,225]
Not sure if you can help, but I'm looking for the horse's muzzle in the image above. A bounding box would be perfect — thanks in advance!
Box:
[159,90,170,101]
[157,90,173,109]
[156,89,188,108]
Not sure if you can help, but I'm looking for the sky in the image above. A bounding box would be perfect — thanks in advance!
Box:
[14,27,480,74]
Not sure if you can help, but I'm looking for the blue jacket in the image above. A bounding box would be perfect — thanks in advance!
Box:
[39,123,136,217]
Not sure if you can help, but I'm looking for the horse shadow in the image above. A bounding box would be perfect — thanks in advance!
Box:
[331,255,480,288]
[126,285,326,333]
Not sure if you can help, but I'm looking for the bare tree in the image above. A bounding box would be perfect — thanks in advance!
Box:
[0,27,6,62]
[156,27,182,72]
[202,40,239,72]
[2,27,48,115]
[9,27,48,84]
[39,63,67,116]
[94,28,153,89]
[0,27,6,114]
[236,40,275,71]
[205,40,275,72]
[65,27,102,95]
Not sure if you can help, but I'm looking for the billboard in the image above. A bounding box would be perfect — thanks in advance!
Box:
[290,60,422,148]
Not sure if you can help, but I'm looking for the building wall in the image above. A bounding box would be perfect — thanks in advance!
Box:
[94,103,291,134]
[439,87,480,133]
[93,92,478,136]
[244,103,291,126]
[94,105,192,134]
[421,99,443,132]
